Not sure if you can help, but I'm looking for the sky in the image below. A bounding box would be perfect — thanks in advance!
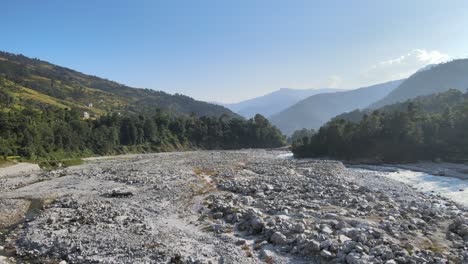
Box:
[2,0,468,103]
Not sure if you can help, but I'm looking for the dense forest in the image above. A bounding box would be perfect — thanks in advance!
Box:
[0,103,285,161]
[0,51,288,163]
[292,89,468,163]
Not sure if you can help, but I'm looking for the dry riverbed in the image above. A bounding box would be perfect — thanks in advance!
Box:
[0,150,467,263]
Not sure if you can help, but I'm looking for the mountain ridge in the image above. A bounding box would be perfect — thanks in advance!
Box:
[222,87,342,118]
[370,59,468,109]
[0,51,240,118]
[269,79,404,135]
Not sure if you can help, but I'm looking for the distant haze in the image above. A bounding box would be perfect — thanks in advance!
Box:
[222,88,342,118]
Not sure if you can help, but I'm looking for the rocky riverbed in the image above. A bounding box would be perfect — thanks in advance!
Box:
[0,150,467,263]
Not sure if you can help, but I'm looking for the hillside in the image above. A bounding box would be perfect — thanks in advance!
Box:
[0,51,239,118]
[335,89,465,123]
[371,59,468,108]
[223,88,341,118]
[292,89,468,163]
[269,79,403,135]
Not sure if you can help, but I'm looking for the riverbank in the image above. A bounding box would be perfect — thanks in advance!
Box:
[0,163,40,179]
[0,150,467,263]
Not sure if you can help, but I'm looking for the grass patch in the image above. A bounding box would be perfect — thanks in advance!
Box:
[0,159,15,168]
[38,158,84,169]
[193,167,218,177]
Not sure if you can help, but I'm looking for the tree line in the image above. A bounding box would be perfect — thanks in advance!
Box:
[292,90,468,163]
[0,104,285,161]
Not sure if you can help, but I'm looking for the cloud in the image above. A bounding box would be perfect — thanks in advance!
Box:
[327,75,342,88]
[362,49,450,84]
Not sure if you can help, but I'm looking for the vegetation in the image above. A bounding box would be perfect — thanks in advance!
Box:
[288,128,316,144]
[0,51,239,118]
[0,103,285,161]
[0,51,286,162]
[371,58,468,108]
[269,80,403,135]
[292,90,468,163]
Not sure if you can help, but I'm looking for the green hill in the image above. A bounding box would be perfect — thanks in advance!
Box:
[269,80,403,135]
[370,59,468,108]
[292,89,468,163]
[0,51,239,118]
[335,89,465,123]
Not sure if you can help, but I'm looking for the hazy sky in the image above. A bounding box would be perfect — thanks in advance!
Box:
[2,0,468,103]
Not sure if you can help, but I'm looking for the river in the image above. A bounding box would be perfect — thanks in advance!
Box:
[277,153,468,206]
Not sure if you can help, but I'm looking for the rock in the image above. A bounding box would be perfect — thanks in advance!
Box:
[212,212,223,219]
[303,239,321,253]
[241,196,254,205]
[259,249,275,260]
[342,240,356,253]
[270,231,288,245]
[321,225,334,235]
[320,249,333,258]
[293,223,306,233]
[338,234,351,243]
[250,216,265,233]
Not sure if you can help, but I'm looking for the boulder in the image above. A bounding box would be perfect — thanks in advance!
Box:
[270,231,288,245]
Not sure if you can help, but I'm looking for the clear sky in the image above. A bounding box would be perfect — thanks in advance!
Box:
[2,0,468,103]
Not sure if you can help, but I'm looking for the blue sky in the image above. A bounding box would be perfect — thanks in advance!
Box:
[2,0,468,103]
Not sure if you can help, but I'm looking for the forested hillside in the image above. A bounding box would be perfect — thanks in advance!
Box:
[335,89,465,123]
[270,80,403,135]
[292,89,468,163]
[371,59,468,108]
[0,104,285,161]
[0,51,286,162]
[0,51,239,118]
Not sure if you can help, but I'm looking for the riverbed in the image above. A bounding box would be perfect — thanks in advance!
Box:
[352,167,468,207]
[277,153,468,207]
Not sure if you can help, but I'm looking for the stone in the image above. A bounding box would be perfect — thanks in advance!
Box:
[338,234,351,243]
[241,196,254,205]
[293,223,306,233]
[250,216,265,233]
[320,249,333,258]
[303,239,321,253]
[321,225,334,235]
[270,231,288,245]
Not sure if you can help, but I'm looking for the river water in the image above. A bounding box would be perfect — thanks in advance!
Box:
[372,168,468,206]
[277,153,468,206]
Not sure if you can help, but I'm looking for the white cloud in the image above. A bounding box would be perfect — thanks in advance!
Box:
[362,49,450,84]
[327,75,342,88]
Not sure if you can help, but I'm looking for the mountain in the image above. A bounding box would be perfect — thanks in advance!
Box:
[335,89,465,123]
[370,59,468,109]
[269,80,404,135]
[223,88,342,118]
[292,88,468,163]
[0,51,239,118]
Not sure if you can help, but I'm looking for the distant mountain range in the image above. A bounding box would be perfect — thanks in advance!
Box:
[0,51,239,118]
[370,59,468,109]
[221,88,342,118]
[269,80,404,135]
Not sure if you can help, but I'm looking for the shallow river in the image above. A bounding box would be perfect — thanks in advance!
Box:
[277,153,468,206]
[371,168,468,206]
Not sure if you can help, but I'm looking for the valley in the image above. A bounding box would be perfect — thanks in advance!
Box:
[0,150,467,263]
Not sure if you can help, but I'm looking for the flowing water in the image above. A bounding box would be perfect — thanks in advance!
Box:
[277,153,468,206]
[378,169,468,206]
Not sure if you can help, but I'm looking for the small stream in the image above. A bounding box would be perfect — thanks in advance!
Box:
[0,198,44,258]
